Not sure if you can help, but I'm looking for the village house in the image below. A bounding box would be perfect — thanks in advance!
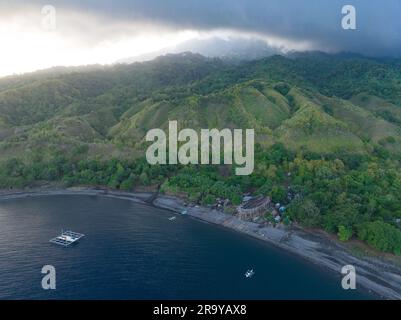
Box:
[237,196,271,221]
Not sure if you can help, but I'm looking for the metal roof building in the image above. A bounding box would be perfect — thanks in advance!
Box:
[237,196,270,220]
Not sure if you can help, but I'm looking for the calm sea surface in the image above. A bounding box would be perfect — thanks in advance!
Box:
[0,195,374,299]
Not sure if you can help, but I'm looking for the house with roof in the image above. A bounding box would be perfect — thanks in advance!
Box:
[237,195,271,220]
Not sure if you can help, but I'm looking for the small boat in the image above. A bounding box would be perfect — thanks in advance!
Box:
[49,230,85,247]
[181,210,188,215]
[168,216,176,221]
[245,269,255,278]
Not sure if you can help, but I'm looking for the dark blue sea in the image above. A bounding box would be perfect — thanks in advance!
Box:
[0,194,374,299]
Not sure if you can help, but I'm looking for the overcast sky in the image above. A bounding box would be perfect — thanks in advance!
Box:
[1,0,401,76]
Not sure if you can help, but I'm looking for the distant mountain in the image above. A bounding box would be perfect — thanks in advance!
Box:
[116,36,282,64]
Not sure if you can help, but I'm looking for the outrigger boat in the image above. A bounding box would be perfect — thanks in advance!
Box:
[49,230,85,247]
[245,269,255,278]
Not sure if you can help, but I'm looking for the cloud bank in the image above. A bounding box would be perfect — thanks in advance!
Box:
[1,0,401,76]
[5,0,401,57]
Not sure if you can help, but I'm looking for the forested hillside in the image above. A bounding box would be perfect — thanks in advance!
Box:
[1,52,401,254]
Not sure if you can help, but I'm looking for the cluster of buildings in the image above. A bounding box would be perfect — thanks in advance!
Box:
[187,190,290,224]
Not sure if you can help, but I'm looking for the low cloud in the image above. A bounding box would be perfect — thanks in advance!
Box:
[5,0,400,57]
[1,0,401,76]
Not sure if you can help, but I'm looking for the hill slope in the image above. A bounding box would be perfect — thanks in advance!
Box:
[2,52,401,160]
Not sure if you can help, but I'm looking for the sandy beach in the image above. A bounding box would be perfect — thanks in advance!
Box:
[1,186,400,300]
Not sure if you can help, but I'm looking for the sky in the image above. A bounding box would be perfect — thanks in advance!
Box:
[1,0,401,77]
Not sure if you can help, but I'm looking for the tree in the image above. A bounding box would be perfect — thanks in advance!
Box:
[358,221,401,255]
[201,194,215,206]
[139,172,150,185]
[288,197,321,228]
[5,158,25,177]
[270,185,287,203]
[120,174,135,190]
[338,225,353,242]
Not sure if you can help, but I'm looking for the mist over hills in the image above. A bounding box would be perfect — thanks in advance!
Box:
[116,36,283,64]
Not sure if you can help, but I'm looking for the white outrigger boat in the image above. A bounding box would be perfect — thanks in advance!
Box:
[245,269,255,278]
[50,230,85,247]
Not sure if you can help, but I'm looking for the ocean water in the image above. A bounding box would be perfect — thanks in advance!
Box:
[0,194,374,300]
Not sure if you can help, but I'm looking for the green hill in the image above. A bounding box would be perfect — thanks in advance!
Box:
[2,52,401,161]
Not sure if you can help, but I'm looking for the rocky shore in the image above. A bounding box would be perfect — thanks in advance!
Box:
[1,186,400,299]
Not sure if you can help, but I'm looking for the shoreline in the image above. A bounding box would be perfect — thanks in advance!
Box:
[1,187,401,300]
